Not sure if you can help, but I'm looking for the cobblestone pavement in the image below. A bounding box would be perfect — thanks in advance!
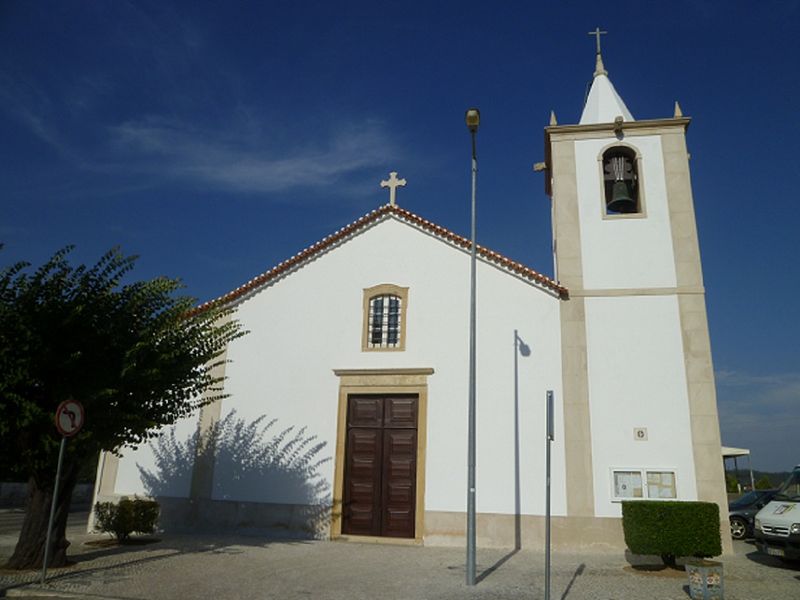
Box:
[1,512,798,599]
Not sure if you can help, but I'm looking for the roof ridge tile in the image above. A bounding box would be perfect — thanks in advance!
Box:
[189,203,566,315]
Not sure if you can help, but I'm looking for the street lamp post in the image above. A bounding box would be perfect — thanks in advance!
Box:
[465,107,480,586]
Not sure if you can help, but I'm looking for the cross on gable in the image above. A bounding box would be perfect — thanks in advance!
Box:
[380,171,407,207]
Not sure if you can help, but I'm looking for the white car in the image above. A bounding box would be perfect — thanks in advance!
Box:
[754,465,800,561]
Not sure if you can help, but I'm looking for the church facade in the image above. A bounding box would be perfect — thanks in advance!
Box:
[93,53,730,552]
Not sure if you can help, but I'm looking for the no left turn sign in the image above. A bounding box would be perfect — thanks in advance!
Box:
[55,399,85,437]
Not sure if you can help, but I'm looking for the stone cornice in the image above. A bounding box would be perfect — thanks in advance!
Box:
[546,117,691,142]
[333,368,435,377]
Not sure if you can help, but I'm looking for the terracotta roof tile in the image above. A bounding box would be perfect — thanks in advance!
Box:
[189,204,568,315]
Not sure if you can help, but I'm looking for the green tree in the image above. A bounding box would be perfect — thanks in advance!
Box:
[755,475,774,490]
[0,247,243,569]
[725,473,740,493]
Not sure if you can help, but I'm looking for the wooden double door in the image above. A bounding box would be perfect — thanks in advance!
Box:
[342,394,418,538]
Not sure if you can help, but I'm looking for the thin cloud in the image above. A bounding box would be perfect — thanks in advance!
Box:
[0,76,71,158]
[1,80,400,197]
[717,369,800,418]
[108,116,397,194]
[63,75,114,116]
[716,369,799,470]
[0,6,400,200]
[716,369,800,388]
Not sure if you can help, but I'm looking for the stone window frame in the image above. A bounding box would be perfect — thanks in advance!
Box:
[362,284,409,352]
[597,142,648,220]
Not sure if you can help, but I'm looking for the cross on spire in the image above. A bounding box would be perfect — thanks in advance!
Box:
[380,171,407,206]
[588,27,608,77]
[589,27,608,54]
[589,27,607,55]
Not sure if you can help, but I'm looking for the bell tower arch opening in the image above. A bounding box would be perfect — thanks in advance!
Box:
[601,145,640,215]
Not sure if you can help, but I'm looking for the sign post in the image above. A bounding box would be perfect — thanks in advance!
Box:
[41,399,85,584]
[545,390,554,600]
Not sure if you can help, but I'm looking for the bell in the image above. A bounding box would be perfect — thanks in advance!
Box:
[607,180,637,213]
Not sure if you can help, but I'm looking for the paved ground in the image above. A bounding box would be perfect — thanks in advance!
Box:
[1,510,798,599]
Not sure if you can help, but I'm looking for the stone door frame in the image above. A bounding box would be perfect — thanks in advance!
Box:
[331,368,432,544]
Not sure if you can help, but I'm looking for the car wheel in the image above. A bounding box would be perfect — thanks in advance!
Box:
[730,516,748,540]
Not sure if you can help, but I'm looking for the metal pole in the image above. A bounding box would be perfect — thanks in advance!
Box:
[545,390,554,600]
[41,436,66,584]
[513,330,521,551]
[466,127,478,586]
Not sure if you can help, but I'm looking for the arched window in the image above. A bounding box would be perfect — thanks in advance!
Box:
[602,146,641,215]
[362,284,409,351]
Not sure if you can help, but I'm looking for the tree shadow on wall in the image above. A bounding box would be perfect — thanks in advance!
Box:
[137,411,332,538]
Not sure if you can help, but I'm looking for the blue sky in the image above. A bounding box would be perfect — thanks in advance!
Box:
[1,1,798,472]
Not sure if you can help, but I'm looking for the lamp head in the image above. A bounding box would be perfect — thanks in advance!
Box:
[465,108,480,132]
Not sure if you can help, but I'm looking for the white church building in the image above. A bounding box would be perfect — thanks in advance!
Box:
[93,49,730,552]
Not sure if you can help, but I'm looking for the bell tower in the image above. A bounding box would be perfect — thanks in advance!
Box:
[544,37,730,549]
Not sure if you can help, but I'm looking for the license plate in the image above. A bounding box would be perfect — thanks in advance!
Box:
[767,547,785,557]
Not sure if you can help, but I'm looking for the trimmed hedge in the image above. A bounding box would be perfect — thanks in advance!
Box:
[622,500,721,565]
[94,498,159,540]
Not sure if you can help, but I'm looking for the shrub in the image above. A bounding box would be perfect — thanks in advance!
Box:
[622,500,721,567]
[94,498,159,541]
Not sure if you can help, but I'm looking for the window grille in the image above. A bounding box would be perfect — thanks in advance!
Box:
[368,294,402,348]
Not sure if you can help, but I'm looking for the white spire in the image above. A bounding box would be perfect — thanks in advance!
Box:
[580,74,634,124]
[580,29,634,125]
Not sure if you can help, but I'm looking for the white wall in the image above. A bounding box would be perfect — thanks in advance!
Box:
[584,295,697,517]
[215,216,566,516]
[571,132,699,516]
[109,216,565,517]
[114,412,200,498]
[575,135,677,290]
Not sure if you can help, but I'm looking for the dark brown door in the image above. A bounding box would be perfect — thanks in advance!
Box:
[342,394,418,538]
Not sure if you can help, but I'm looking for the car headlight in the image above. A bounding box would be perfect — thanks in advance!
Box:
[791,523,800,534]
[754,518,762,531]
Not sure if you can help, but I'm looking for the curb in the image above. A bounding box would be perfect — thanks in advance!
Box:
[5,585,127,599]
